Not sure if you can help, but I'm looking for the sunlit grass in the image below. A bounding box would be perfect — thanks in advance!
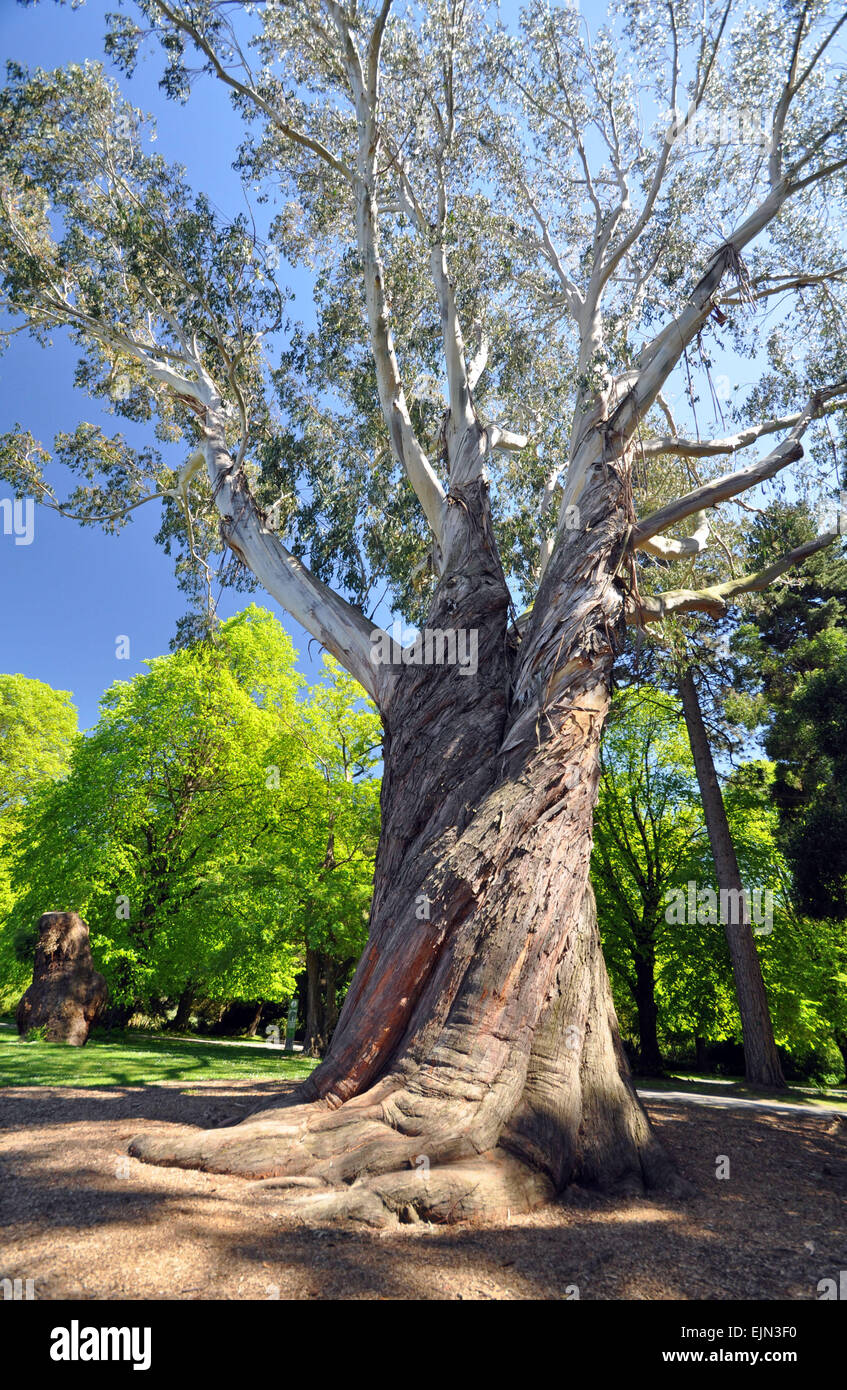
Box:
[0,1027,320,1087]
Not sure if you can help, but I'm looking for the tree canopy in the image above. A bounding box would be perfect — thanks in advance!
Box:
[0,607,381,1018]
[1,0,845,661]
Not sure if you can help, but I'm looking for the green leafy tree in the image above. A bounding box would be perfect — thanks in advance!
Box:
[1,609,381,1024]
[294,659,381,1053]
[596,701,846,1078]
[592,689,709,1073]
[734,501,847,918]
[723,761,847,1082]
[0,674,78,813]
[0,674,78,1004]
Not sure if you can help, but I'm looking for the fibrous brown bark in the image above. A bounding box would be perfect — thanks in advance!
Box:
[678,670,786,1090]
[16,912,108,1047]
[130,441,684,1222]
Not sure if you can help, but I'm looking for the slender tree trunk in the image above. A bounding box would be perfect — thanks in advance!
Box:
[172,985,194,1033]
[632,948,663,1075]
[245,1001,264,1038]
[694,1036,709,1071]
[678,670,786,1089]
[303,953,340,1056]
[305,948,324,1057]
[322,957,339,1045]
[131,428,684,1221]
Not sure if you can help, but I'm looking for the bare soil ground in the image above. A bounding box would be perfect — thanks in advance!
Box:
[1,1079,845,1300]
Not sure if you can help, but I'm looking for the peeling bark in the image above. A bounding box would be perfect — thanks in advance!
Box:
[130,431,685,1221]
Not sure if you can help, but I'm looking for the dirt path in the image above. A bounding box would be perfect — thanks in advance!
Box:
[1,1079,845,1300]
[638,1089,847,1117]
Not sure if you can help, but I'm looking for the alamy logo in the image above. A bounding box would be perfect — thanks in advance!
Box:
[665,882,773,934]
[370,621,478,676]
[1,1277,35,1300]
[50,1321,151,1372]
[664,105,773,149]
[0,496,34,546]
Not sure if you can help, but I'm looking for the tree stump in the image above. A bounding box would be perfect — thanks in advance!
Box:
[16,912,108,1046]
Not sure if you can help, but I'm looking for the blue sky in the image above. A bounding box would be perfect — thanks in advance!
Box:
[0,0,327,730]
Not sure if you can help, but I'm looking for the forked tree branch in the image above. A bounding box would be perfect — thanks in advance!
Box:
[634,531,840,624]
[150,0,356,181]
[152,0,448,548]
[607,4,847,448]
[632,379,847,549]
[639,393,847,458]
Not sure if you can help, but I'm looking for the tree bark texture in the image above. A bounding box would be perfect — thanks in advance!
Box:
[130,434,685,1222]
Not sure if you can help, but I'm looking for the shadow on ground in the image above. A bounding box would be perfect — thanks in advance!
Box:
[0,1082,844,1300]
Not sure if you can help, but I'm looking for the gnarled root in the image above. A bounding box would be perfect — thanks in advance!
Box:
[127,1091,555,1225]
[127,891,690,1224]
[251,1150,554,1228]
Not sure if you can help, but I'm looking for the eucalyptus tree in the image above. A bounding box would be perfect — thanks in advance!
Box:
[2,0,847,1221]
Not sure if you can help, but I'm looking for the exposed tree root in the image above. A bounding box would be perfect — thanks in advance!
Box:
[253,1150,556,1227]
[127,1089,550,1224]
[129,1087,504,1185]
[128,891,692,1224]
[129,1110,555,1225]
[127,1079,689,1226]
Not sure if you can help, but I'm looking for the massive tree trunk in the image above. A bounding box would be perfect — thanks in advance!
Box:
[678,670,786,1090]
[130,432,683,1222]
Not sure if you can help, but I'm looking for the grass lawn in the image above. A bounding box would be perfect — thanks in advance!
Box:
[2,1023,844,1107]
[0,1026,321,1087]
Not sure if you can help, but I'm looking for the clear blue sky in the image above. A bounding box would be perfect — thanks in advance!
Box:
[0,0,328,730]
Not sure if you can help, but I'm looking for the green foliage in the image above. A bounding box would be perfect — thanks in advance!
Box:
[593,687,847,1066]
[734,502,847,918]
[592,688,730,1054]
[0,1028,320,1086]
[0,674,78,1002]
[0,673,78,814]
[0,608,381,1017]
